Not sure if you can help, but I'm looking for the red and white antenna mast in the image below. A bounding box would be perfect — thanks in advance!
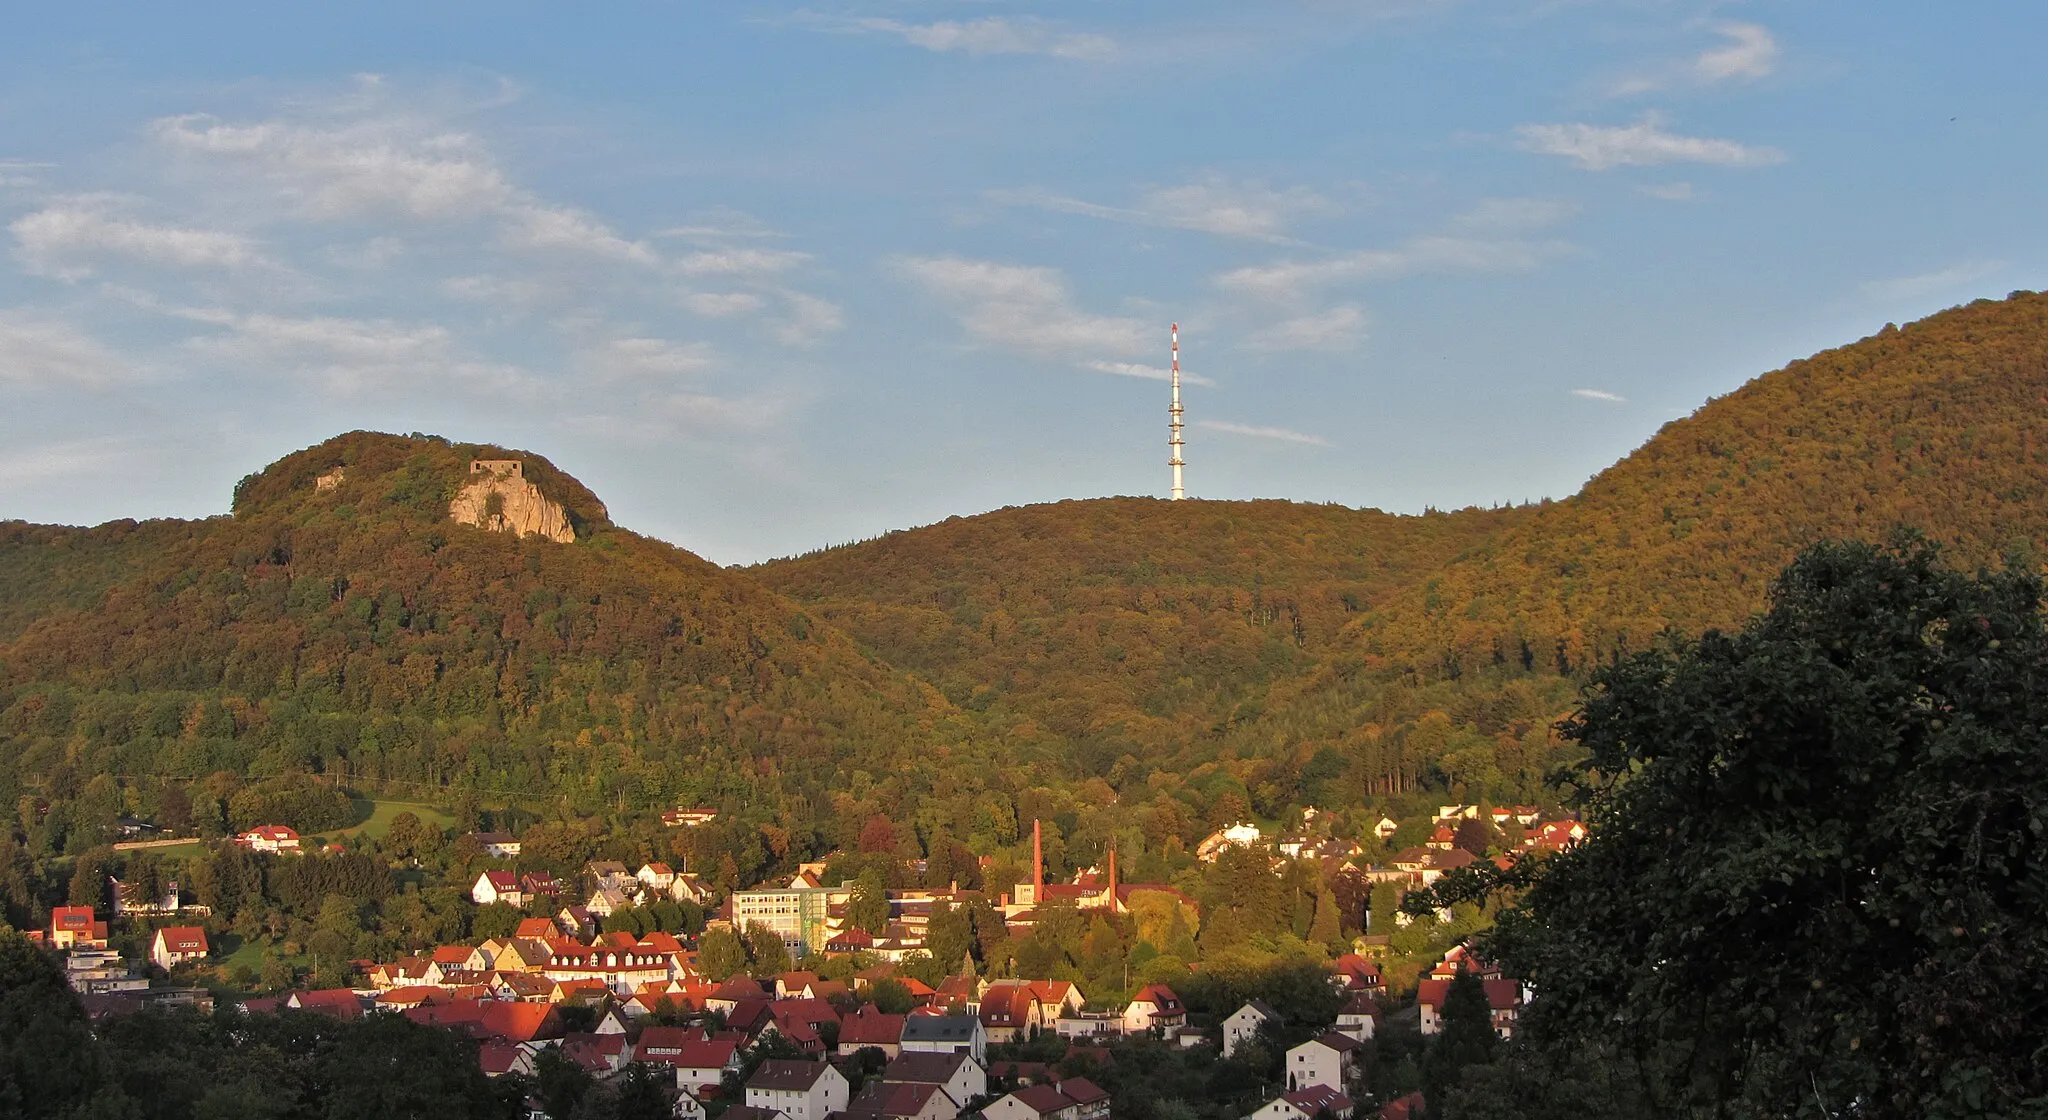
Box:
[1169,323,1186,500]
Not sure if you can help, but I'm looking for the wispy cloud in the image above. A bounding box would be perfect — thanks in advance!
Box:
[1861,260,2003,303]
[1572,388,1627,402]
[1454,197,1577,231]
[0,437,151,486]
[1083,360,1216,387]
[897,256,1149,360]
[0,311,143,387]
[1216,236,1549,304]
[992,176,1333,243]
[182,309,541,395]
[1243,306,1367,352]
[1611,22,1780,96]
[1196,419,1330,447]
[12,204,273,278]
[1515,115,1785,171]
[802,15,1114,61]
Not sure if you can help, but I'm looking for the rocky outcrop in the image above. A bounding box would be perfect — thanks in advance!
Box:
[314,468,346,492]
[448,460,575,543]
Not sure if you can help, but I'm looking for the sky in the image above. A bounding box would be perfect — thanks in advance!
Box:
[2,2,2044,564]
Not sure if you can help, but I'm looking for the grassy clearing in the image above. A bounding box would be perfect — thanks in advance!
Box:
[319,797,455,842]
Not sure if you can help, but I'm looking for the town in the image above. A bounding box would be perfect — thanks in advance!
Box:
[23,800,1583,1119]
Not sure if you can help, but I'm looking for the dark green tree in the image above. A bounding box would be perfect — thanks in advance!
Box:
[0,929,122,1117]
[1428,539,2048,1117]
[1424,971,1499,1106]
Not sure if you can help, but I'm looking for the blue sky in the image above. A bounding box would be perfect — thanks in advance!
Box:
[2,2,2043,563]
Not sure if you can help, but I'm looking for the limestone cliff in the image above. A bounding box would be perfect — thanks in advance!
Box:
[448,459,576,543]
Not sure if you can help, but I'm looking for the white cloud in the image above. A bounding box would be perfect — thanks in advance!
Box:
[582,336,717,378]
[1572,388,1627,402]
[989,176,1330,243]
[774,291,845,346]
[675,248,810,277]
[0,311,140,386]
[1196,419,1331,447]
[0,160,55,188]
[1454,197,1577,230]
[897,256,1150,360]
[1243,306,1367,352]
[12,205,271,278]
[500,203,657,264]
[1610,22,1780,96]
[678,291,766,317]
[0,438,153,487]
[1694,22,1779,84]
[441,274,550,305]
[1217,237,1547,304]
[1515,116,1785,171]
[1083,360,1216,387]
[828,16,1114,61]
[656,207,785,241]
[1861,260,2003,303]
[152,111,658,266]
[184,310,538,394]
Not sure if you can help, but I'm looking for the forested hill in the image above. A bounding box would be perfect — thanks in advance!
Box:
[0,432,965,845]
[757,291,2048,811]
[753,499,1526,764]
[7,292,2048,875]
[1350,290,2048,675]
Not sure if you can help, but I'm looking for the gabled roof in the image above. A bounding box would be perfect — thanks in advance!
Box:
[881,1050,969,1085]
[899,1014,977,1042]
[477,1041,525,1076]
[1131,984,1182,1011]
[840,1005,907,1046]
[479,870,518,890]
[51,906,96,931]
[747,1058,834,1091]
[1234,998,1280,1022]
[846,1080,951,1118]
[480,1000,559,1043]
[1284,1084,1353,1115]
[285,989,362,1019]
[432,945,475,965]
[1301,1030,1362,1053]
[1340,992,1382,1018]
[154,926,209,952]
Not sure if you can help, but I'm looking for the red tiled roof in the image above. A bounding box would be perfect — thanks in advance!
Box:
[156,926,208,952]
[839,1005,906,1046]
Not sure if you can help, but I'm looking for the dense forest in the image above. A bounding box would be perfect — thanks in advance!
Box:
[3,292,2047,917]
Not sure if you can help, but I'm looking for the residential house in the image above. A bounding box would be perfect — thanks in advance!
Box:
[1121,985,1186,1034]
[1194,823,1264,862]
[586,861,635,892]
[473,870,525,907]
[521,871,564,900]
[837,1004,907,1058]
[637,1030,740,1095]
[844,1081,958,1120]
[110,875,180,916]
[238,825,302,853]
[1330,954,1385,996]
[1416,977,1523,1039]
[637,863,678,895]
[1285,1032,1360,1093]
[882,1050,986,1110]
[706,974,772,1014]
[559,1031,633,1077]
[471,831,522,859]
[1373,817,1400,841]
[982,1078,1110,1120]
[477,1041,537,1078]
[586,887,632,918]
[150,926,210,972]
[557,906,596,939]
[1335,993,1381,1042]
[514,917,560,940]
[774,971,822,1000]
[900,1014,986,1064]
[670,873,713,906]
[1248,1085,1355,1120]
[1223,999,1280,1059]
[978,982,1039,1043]
[744,1059,849,1120]
[49,906,109,949]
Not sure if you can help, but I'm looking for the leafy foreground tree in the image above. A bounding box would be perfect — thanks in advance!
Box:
[1427,539,2048,1119]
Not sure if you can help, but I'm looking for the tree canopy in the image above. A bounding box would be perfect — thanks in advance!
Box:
[1428,538,2048,1117]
